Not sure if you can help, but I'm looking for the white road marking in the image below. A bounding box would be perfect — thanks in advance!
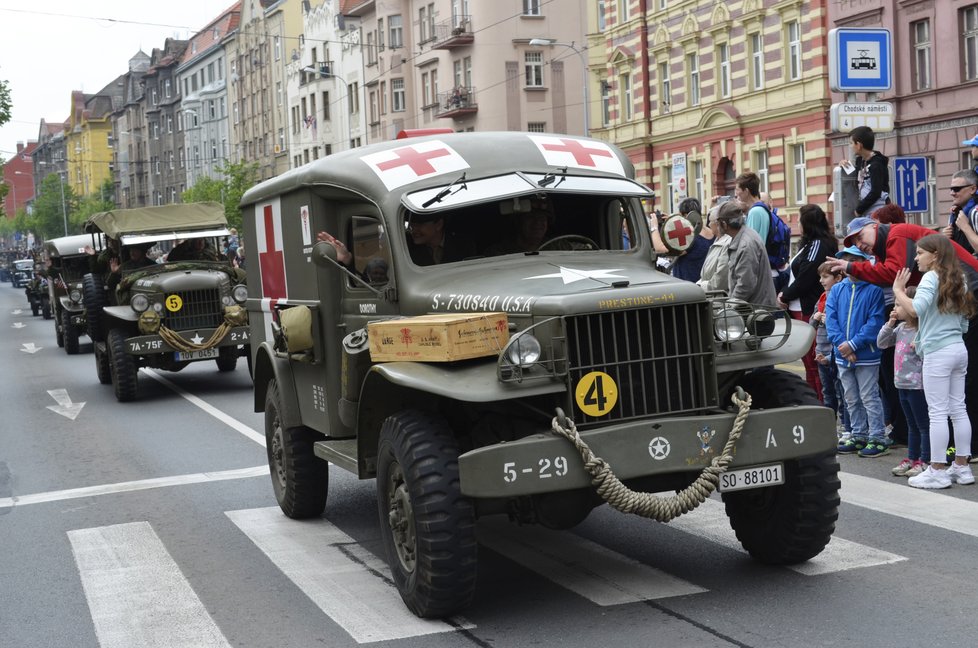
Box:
[68,521,232,648]
[666,498,907,575]
[141,368,266,447]
[46,388,86,420]
[20,342,41,353]
[227,507,471,643]
[0,466,268,509]
[476,517,707,605]
[840,471,978,537]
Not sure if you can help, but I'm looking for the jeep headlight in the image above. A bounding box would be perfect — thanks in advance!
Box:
[69,289,82,303]
[232,284,248,304]
[505,333,542,368]
[130,293,150,313]
[714,307,746,342]
[152,301,164,313]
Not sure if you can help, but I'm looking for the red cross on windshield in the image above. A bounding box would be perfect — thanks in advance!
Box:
[376,146,452,175]
[541,138,614,167]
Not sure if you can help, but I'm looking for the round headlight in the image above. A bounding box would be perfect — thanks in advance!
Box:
[152,301,164,313]
[714,308,746,342]
[130,293,150,313]
[69,289,82,303]
[232,284,249,304]
[222,295,233,306]
[505,333,542,368]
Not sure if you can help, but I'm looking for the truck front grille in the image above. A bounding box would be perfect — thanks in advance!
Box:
[163,288,223,331]
[564,303,717,426]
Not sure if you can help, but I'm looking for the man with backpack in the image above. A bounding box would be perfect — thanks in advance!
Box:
[714,200,778,307]
[735,172,792,291]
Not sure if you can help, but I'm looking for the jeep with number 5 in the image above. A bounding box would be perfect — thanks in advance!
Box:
[241,131,841,619]
[42,234,103,354]
[83,203,250,402]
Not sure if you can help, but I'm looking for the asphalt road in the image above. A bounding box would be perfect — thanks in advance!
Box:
[2,283,978,648]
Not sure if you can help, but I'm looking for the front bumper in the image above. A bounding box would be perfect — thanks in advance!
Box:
[125,325,250,355]
[458,405,835,497]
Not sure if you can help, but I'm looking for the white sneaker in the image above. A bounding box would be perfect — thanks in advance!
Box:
[947,462,975,485]
[908,466,952,489]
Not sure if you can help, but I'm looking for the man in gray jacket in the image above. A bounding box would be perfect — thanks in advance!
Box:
[715,201,778,307]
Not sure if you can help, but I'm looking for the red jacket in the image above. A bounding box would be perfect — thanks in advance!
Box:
[845,223,978,286]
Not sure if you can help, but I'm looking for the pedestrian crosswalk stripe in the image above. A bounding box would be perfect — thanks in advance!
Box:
[840,471,978,537]
[666,498,907,574]
[68,521,232,648]
[226,507,472,643]
[476,517,707,605]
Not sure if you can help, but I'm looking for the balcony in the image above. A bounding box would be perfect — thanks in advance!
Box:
[435,86,477,119]
[431,15,474,50]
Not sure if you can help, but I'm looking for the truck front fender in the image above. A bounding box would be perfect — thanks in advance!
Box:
[252,341,301,430]
[715,318,816,374]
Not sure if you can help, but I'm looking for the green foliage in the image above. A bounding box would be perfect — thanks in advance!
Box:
[74,179,115,229]
[181,161,259,232]
[0,76,11,128]
[31,174,78,239]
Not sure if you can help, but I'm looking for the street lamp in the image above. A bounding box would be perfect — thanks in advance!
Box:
[528,38,589,137]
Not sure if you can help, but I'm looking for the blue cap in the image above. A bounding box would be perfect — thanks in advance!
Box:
[836,245,870,260]
[842,216,876,247]
[963,134,978,147]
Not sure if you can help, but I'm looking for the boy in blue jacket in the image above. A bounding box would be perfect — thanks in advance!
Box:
[825,246,888,457]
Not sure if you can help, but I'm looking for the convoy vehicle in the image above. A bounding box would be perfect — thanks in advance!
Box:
[24,266,51,319]
[42,234,102,354]
[241,132,840,618]
[83,203,249,401]
[11,258,33,288]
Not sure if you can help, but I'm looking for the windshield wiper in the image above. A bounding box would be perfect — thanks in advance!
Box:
[537,166,567,188]
[421,172,468,208]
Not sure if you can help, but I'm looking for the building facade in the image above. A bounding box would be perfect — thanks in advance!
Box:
[2,141,37,217]
[112,51,152,208]
[65,81,122,201]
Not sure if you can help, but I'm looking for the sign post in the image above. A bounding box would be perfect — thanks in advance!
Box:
[672,152,687,209]
[828,28,893,93]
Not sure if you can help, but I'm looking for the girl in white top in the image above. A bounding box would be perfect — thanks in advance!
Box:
[893,234,976,489]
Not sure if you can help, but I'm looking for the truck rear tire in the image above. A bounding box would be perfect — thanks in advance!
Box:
[107,329,138,402]
[376,410,477,618]
[83,274,106,343]
[721,369,840,564]
[41,296,51,320]
[265,378,328,518]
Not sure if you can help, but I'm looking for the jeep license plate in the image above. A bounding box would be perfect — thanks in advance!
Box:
[717,463,785,492]
[175,348,219,361]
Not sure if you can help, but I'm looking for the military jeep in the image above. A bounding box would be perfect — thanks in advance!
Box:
[241,132,840,619]
[24,263,52,319]
[83,203,250,402]
[42,234,101,354]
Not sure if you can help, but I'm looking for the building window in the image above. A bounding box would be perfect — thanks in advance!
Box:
[692,160,704,203]
[525,51,544,87]
[792,143,806,204]
[618,0,629,22]
[527,122,546,132]
[751,33,764,90]
[419,6,428,42]
[523,0,541,16]
[322,91,330,120]
[787,20,802,81]
[392,78,406,112]
[753,149,769,195]
[659,62,670,113]
[369,91,378,123]
[378,18,385,50]
[597,1,606,31]
[422,71,432,106]
[964,6,978,80]
[912,20,931,91]
[274,36,281,60]
[619,72,632,120]
[718,43,730,98]
[349,82,360,113]
[663,165,675,214]
[687,53,700,106]
[601,81,611,125]
[389,14,403,48]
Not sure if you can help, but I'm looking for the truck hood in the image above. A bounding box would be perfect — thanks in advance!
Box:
[407,255,706,316]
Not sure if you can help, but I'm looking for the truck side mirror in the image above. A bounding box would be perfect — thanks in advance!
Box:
[312,240,337,268]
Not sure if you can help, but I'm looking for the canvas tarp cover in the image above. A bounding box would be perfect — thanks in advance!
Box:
[85,202,227,238]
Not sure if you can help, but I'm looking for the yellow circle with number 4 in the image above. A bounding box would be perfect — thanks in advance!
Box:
[165,294,183,312]
[575,371,618,417]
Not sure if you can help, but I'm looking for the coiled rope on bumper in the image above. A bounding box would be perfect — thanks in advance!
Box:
[550,388,752,523]
[159,322,232,352]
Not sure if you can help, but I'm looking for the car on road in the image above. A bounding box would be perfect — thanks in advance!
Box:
[83,202,250,401]
[241,131,841,619]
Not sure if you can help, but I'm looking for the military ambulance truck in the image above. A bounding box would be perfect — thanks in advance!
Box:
[83,203,249,402]
[241,132,840,619]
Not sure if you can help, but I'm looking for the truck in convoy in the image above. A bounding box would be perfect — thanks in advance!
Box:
[240,132,840,618]
[42,234,102,354]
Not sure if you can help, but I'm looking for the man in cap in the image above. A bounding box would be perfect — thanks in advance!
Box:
[714,200,778,307]
[405,212,475,265]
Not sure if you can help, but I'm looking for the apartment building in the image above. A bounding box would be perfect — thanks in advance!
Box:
[143,39,191,206]
[829,0,978,225]
[111,52,151,208]
[177,4,242,189]
[2,141,36,217]
[30,120,67,200]
[64,81,122,202]
[591,0,834,228]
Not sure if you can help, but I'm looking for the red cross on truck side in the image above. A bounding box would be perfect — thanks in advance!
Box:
[376,145,452,176]
[258,203,286,307]
[541,138,615,167]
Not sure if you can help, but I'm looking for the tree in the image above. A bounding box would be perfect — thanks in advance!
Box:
[74,179,115,229]
[0,76,11,128]
[181,161,259,232]
[32,174,77,239]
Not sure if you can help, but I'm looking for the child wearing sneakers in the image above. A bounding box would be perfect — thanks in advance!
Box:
[825,246,888,457]
[811,261,850,439]
[894,234,976,489]
[877,286,930,477]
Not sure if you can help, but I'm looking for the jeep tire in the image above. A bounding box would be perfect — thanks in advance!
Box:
[265,378,328,518]
[82,274,106,343]
[107,329,138,402]
[55,308,65,348]
[376,410,477,618]
[64,318,81,355]
[94,343,112,385]
[721,369,840,564]
[41,295,51,320]
[216,346,237,372]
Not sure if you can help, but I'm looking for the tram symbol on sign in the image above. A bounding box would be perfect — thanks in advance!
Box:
[851,49,877,70]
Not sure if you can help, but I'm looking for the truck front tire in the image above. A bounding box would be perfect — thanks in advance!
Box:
[265,378,328,518]
[216,346,238,372]
[107,329,138,402]
[721,369,841,564]
[64,319,81,355]
[376,410,477,618]
[94,343,112,385]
